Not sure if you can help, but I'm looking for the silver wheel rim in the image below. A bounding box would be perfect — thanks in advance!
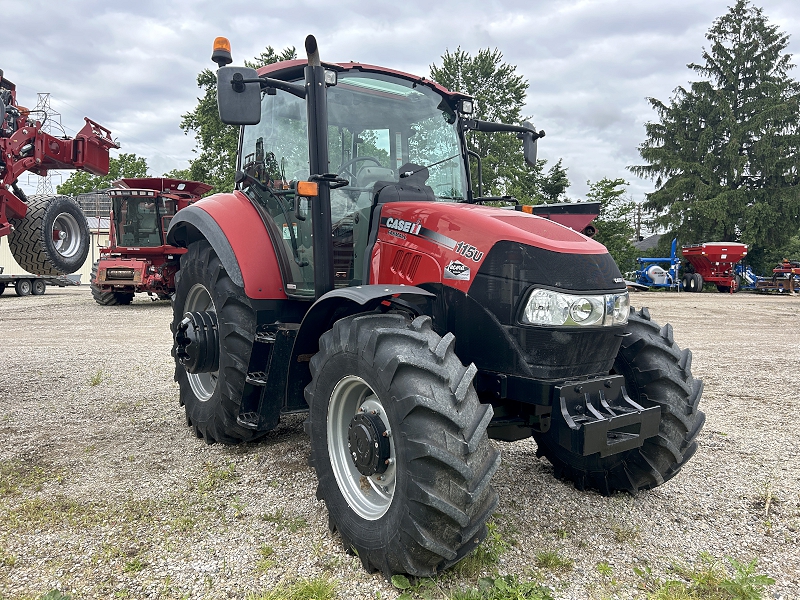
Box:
[328,376,396,520]
[185,283,217,402]
[51,212,82,259]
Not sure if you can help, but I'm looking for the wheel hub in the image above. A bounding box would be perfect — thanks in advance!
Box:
[174,310,219,374]
[348,411,390,476]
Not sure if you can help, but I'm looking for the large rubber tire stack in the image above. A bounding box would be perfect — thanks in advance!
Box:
[171,240,263,445]
[305,312,500,577]
[8,195,90,275]
[533,307,705,495]
[90,261,133,306]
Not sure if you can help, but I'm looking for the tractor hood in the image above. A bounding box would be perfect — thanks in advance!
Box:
[372,201,620,295]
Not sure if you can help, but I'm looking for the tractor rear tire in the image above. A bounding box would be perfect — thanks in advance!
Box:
[15,279,32,296]
[172,240,263,445]
[533,307,705,495]
[8,195,90,275]
[31,279,46,295]
[90,261,133,306]
[305,313,500,577]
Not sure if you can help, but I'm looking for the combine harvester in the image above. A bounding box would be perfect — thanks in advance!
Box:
[90,178,210,305]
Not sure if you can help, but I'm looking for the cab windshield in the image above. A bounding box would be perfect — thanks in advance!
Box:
[113,195,175,247]
[240,70,468,295]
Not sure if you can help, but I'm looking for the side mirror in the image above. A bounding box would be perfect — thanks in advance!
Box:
[521,121,538,167]
[216,66,262,125]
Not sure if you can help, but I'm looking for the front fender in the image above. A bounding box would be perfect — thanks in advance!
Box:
[285,285,435,410]
[167,191,286,300]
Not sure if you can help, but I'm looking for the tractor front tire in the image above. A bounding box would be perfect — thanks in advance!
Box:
[305,313,500,577]
[533,307,705,495]
[90,261,133,306]
[9,195,90,275]
[172,240,263,445]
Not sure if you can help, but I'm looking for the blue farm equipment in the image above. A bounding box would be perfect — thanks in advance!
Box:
[633,238,682,290]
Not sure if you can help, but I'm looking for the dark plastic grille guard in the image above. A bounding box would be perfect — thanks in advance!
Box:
[554,375,660,457]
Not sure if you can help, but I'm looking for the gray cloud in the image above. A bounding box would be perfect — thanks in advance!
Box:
[3,0,798,200]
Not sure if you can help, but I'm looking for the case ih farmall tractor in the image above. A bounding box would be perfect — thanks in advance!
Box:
[1,69,116,275]
[90,178,211,305]
[167,36,705,577]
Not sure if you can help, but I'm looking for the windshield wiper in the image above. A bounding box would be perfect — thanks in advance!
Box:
[399,154,461,179]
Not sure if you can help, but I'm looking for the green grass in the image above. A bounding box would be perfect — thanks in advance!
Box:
[255,545,275,573]
[611,522,640,544]
[197,462,238,492]
[534,550,573,572]
[247,576,337,600]
[0,459,62,496]
[448,576,554,600]
[260,508,308,532]
[638,554,775,600]
[89,369,103,386]
[451,520,510,578]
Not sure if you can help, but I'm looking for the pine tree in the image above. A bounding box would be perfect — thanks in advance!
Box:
[631,0,800,269]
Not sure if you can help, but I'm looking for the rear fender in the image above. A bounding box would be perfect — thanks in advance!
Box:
[285,285,435,409]
[167,191,286,300]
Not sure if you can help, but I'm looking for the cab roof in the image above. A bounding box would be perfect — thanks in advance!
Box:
[256,60,472,104]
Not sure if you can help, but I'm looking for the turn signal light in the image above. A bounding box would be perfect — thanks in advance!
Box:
[297,181,319,197]
[520,205,534,214]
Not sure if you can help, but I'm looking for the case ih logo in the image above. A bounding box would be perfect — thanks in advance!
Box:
[385,217,422,235]
[444,260,471,280]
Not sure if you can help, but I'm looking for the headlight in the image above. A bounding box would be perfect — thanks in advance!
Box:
[521,288,629,327]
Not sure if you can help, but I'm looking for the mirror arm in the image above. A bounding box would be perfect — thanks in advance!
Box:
[230,73,306,99]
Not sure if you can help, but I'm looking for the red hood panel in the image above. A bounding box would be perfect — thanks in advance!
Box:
[373,202,608,292]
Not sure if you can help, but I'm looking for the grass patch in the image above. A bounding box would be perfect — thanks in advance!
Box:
[247,575,337,600]
[641,554,775,600]
[0,459,63,496]
[534,550,573,572]
[89,369,103,386]
[0,545,16,567]
[448,576,554,600]
[255,545,275,574]
[451,520,510,578]
[611,522,640,544]
[197,462,237,492]
[0,496,106,531]
[261,508,308,533]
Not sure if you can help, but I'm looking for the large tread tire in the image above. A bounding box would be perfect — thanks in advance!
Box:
[8,195,90,275]
[90,261,133,306]
[533,307,705,495]
[305,313,500,577]
[171,240,263,445]
[0,282,6,295]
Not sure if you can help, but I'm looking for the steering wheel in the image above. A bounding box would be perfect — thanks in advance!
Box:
[336,156,383,186]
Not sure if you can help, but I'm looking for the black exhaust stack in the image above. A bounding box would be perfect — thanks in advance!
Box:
[304,35,335,299]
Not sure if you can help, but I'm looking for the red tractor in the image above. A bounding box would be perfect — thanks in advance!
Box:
[1,69,116,274]
[90,178,210,305]
[167,36,705,577]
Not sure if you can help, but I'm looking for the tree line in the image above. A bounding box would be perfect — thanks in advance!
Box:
[58,0,800,275]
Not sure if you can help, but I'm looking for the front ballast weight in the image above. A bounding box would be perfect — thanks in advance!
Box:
[553,375,660,458]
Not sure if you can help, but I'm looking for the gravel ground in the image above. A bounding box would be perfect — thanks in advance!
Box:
[0,287,798,600]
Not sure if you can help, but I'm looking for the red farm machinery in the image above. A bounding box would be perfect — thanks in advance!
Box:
[165,36,705,577]
[681,242,748,293]
[1,69,116,275]
[90,178,211,305]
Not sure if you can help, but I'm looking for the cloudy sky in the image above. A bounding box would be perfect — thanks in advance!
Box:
[3,0,799,200]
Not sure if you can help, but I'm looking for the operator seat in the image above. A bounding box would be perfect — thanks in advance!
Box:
[372,163,435,204]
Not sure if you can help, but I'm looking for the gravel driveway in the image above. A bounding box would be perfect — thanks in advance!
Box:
[0,287,798,599]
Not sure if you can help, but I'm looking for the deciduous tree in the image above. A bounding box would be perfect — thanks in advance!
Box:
[57,153,149,196]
